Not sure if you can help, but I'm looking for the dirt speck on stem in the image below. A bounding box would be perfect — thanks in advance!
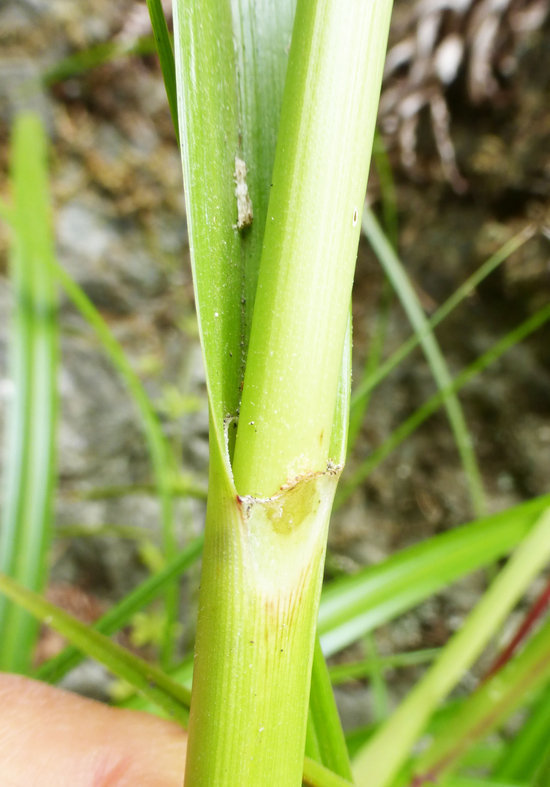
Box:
[234,156,253,230]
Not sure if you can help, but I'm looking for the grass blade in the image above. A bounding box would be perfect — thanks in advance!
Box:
[411,620,550,784]
[301,760,355,787]
[65,476,207,502]
[52,261,179,665]
[0,572,190,724]
[172,0,247,457]
[308,637,353,779]
[43,37,157,85]
[362,207,485,515]
[493,682,550,782]
[2,114,182,665]
[363,632,390,721]
[319,494,550,656]
[146,0,179,144]
[352,508,550,787]
[328,647,440,685]
[350,224,535,406]
[0,113,58,672]
[338,300,550,506]
[35,534,203,684]
[172,0,296,462]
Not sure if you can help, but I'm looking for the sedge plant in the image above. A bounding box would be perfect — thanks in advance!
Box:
[2,1,550,786]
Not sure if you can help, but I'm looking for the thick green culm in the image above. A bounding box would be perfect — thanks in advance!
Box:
[173,0,393,784]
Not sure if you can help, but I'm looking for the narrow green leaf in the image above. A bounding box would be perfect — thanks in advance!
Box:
[349,224,535,406]
[319,494,550,656]
[352,508,550,787]
[328,648,439,685]
[52,261,178,515]
[172,0,296,463]
[493,682,550,782]
[55,523,157,541]
[172,0,246,458]
[52,261,179,664]
[411,620,550,784]
[362,207,485,516]
[117,655,194,714]
[306,711,323,763]
[338,300,550,506]
[363,633,390,722]
[70,477,207,501]
[35,535,203,684]
[42,37,158,85]
[371,131,399,249]
[302,757,355,787]
[0,573,190,725]
[308,637,353,779]
[146,0,179,144]
[0,113,58,672]
[229,0,297,357]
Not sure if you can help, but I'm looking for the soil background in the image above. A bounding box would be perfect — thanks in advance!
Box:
[1,0,549,728]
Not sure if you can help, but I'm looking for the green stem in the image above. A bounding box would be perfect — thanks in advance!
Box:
[232,0,393,498]
[184,442,340,785]
[175,1,393,783]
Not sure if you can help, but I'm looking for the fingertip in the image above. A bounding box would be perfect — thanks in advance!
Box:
[0,673,187,786]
